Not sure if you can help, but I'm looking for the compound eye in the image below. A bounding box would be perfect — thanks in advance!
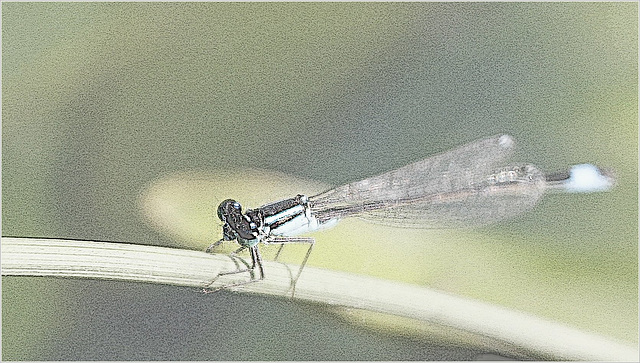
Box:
[217,199,241,221]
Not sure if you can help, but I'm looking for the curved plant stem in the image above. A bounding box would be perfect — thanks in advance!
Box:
[2,236,636,361]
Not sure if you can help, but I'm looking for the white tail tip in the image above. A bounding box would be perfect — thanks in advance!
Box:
[564,164,615,193]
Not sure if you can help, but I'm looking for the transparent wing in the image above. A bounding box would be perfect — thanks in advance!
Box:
[308,135,547,228]
[354,164,546,228]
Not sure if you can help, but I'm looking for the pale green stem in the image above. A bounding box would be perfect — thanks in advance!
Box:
[2,237,636,361]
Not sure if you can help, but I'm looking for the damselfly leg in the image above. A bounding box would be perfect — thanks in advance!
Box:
[203,243,264,293]
[269,236,315,295]
[203,236,314,295]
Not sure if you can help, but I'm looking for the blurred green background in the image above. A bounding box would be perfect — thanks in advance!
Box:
[2,2,637,360]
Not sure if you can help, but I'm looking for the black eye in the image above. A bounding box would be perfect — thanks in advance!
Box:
[217,199,241,221]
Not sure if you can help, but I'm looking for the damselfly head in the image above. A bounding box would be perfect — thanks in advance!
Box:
[217,199,242,222]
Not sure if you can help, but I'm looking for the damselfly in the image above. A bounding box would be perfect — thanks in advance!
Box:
[203,134,614,292]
